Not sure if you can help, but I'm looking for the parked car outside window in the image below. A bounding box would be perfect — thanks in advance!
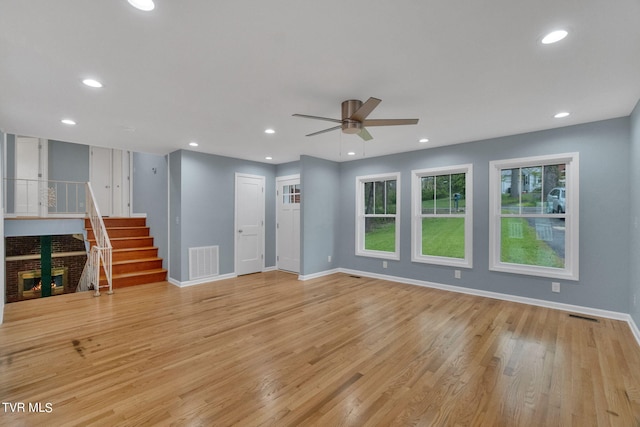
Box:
[546,187,565,213]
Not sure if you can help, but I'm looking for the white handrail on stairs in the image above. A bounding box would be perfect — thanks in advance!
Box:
[78,182,113,296]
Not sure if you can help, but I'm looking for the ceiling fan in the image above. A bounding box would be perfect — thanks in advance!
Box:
[292,97,419,141]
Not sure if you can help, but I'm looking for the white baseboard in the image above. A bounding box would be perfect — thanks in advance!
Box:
[130,213,148,218]
[338,268,640,347]
[629,315,640,346]
[168,272,237,288]
[298,268,340,281]
[263,266,277,272]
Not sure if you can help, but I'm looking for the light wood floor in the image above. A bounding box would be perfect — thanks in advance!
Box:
[1,272,639,426]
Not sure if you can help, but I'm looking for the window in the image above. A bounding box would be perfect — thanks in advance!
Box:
[355,173,400,260]
[282,184,300,204]
[411,164,473,267]
[489,153,579,280]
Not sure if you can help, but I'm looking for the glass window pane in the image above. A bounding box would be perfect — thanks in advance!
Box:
[386,180,396,214]
[544,164,567,214]
[501,168,520,213]
[451,173,465,214]
[364,217,395,252]
[374,181,385,214]
[421,176,435,214]
[521,166,543,214]
[421,217,465,258]
[364,182,374,214]
[434,175,451,214]
[500,217,565,268]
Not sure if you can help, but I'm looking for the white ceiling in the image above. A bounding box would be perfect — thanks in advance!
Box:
[1,1,639,164]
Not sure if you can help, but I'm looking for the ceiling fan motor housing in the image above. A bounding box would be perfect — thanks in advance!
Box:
[341,99,363,134]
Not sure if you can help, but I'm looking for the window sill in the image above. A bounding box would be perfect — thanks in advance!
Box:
[490,263,579,281]
[356,250,400,261]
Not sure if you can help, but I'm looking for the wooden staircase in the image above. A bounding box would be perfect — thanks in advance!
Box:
[85,217,167,288]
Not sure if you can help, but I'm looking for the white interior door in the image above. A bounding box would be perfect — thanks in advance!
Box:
[277,175,300,273]
[235,174,265,275]
[91,147,125,217]
[15,136,41,216]
[91,146,112,216]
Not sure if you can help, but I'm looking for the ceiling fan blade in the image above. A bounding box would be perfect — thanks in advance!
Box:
[358,127,373,141]
[362,118,419,127]
[292,114,343,124]
[349,97,382,122]
[306,125,342,137]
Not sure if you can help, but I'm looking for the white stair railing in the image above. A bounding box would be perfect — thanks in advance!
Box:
[78,183,113,296]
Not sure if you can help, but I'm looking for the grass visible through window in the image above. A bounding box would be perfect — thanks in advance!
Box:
[500,217,563,268]
[421,217,465,258]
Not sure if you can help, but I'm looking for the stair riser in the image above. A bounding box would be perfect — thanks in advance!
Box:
[112,260,164,275]
[85,218,147,228]
[87,227,149,239]
[100,271,167,288]
[112,248,158,262]
[90,237,155,249]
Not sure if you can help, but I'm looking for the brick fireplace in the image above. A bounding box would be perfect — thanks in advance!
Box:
[5,235,86,303]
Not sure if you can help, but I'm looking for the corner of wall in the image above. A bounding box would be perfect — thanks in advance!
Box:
[629,98,640,326]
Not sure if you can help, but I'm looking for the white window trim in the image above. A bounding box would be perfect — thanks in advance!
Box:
[489,152,579,280]
[355,172,401,260]
[411,164,473,268]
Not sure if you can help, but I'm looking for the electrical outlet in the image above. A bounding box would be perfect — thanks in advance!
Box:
[454,270,461,279]
[383,261,388,269]
[327,255,331,262]
[552,282,560,293]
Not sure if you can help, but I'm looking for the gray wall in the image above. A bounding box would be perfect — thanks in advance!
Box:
[170,150,276,282]
[133,152,169,269]
[300,155,340,275]
[48,140,90,182]
[169,151,182,280]
[630,100,640,325]
[276,161,300,177]
[338,117,631,313]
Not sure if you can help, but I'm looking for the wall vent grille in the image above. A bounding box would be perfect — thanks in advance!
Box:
[189,245,219,280]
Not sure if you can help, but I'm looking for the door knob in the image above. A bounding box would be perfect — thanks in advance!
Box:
[238,229,243,233]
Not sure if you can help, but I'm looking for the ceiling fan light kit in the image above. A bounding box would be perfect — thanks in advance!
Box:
[293,97,418,141]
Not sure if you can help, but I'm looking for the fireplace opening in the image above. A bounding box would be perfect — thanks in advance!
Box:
[19,267,68,299]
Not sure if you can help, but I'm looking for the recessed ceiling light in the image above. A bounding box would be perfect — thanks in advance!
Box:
[419,138,429,143]
[61,119,76,125]
[554,112,570,118]
[265,156,273,160]
[264,129,275,134]
[189,142,198,147]
[347,151,356,156]
[542,30,568,44]
[82,78,103,88]
[127,0,155,11]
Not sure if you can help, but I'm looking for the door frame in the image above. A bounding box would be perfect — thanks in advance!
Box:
[234,173,266,275]
[276,174,300,273]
